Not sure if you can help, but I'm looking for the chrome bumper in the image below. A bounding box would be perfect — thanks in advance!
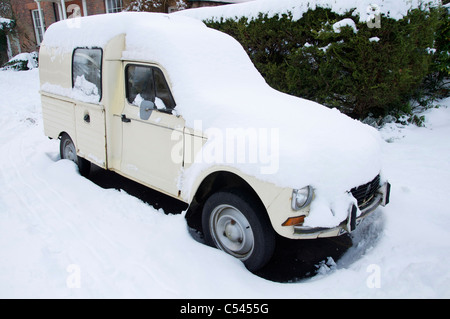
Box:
[293,182,391,238]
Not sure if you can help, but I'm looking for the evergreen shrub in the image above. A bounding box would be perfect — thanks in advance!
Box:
[205,5,448,120]
[1,52,38,71]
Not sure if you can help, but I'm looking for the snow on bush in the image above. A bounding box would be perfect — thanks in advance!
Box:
[333,18,358,33]
[1,52,38,71]
[0,17,14,31]
[176,0,442,22]
[188,1,446,120]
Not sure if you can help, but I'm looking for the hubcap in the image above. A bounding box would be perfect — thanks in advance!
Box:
[210,204,254,260]
[62,139,78,164]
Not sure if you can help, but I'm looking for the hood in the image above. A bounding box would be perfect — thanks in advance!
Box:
[179,86,383,228]
[180,84,383,194]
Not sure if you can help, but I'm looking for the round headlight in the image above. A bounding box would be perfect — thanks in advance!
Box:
[292,186,313,210]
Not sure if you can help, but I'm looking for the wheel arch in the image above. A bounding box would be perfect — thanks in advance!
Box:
[58,131,78,147]
[58,131,69,140]
[59,131,91,177]
[185,169,273,232]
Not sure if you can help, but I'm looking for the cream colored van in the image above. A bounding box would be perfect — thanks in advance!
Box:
[39,12,390,271]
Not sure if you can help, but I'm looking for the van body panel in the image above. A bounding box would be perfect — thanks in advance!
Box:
[102,58,125,172]
[120,103,185,198]
[74,101,107,168]
[41,94,76,142]
[39,46,72,90]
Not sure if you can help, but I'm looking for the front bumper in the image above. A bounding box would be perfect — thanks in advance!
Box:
[292,182,391,239]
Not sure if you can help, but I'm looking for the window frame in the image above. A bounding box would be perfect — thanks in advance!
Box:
[105,0,123,13]
[125,63,176,111]
[31,9,45,45]
[71,47,104,102]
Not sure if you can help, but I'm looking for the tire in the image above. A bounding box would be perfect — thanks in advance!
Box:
[202,190,276,271]
[60,133,90,177]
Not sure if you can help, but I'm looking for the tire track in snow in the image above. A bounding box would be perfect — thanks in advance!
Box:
[5,133,176,295]
[1,134,122,292]
[1,137,52,235]
[27,148,122,253]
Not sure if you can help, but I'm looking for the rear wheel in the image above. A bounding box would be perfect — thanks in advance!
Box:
[60,133,90,177]
[202,190,276,271]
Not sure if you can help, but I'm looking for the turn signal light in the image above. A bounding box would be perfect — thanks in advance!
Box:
[282,216,305,227]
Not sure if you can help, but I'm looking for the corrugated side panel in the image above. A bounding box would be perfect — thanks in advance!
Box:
[41,95,76,140]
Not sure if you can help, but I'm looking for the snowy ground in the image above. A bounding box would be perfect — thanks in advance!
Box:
[0,69,449,298]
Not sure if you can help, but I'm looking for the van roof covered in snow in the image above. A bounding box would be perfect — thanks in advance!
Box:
[40,11,266,108]
[42,12,205,52]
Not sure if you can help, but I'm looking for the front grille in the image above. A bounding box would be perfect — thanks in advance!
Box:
[350,174,380,208]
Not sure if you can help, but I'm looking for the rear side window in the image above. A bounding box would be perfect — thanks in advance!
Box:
[126,64,176,110]
[72,48,102,102]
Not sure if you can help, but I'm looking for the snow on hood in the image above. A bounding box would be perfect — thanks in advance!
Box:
[42,12,383,227]
[177,81,383,228]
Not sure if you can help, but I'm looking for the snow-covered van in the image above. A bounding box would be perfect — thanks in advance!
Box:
[39,12,390,271]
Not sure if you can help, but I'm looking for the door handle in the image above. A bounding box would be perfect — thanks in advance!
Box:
[121,114,131,123]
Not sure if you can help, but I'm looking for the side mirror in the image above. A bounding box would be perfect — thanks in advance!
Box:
[140,100,155,120]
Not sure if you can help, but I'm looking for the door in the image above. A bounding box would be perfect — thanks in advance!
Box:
[72,48,106,168]
[120,63,184,197]
[74,101,106,168]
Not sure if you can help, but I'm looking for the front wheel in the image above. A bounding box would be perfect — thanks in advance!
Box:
[60,133,90,177]
[202,190,276,271]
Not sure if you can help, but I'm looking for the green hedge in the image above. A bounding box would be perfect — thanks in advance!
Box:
[205,5,448,120]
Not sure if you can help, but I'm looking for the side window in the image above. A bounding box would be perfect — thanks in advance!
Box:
[105,0,123,13]
[31,9,45,45]
[154,68,176,110]
[126,64,176,110]
[126,65,155,106]
[72,48,102,101]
